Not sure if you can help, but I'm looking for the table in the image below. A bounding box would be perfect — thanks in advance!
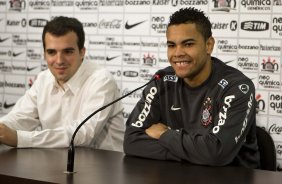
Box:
[0,146,281,184]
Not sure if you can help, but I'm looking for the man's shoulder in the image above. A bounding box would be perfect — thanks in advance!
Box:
[35,69,53,81]
[213,57,252,83]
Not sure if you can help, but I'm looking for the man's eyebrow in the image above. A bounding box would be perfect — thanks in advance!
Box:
[63,47,75,51]
[46,48,55,52]
[45,47,75,52]
[167,38,195,45]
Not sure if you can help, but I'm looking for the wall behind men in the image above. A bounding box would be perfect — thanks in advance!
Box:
[0,0,281,170]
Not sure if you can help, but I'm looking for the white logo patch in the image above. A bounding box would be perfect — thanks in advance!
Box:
[218,79,228,89]
[164,75,178,82]
[239,84,249,94]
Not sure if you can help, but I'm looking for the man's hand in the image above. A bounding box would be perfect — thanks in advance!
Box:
[145,123,169,139]
[0,123,17,147]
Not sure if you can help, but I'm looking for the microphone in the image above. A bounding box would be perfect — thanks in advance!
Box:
[65,71,164,174]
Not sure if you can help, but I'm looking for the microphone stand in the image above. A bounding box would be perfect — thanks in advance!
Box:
[65,74,161,174]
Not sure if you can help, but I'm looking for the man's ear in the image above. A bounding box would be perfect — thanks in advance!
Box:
[80,47,86,61]
[206,36,215,55]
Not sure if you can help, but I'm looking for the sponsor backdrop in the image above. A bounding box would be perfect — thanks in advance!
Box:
[0,0,281,170]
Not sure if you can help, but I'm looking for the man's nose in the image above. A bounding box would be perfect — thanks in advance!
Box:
[174,45,185,57]
[55,53,64,65]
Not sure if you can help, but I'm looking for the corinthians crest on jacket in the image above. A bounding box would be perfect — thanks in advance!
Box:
[202,97,212,126]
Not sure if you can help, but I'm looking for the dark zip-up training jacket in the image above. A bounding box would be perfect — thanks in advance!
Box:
[124,57,260,168]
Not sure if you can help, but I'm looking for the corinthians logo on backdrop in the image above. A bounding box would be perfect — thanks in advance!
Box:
[261,57,279,72]
[9,0,26,11]
[211,0,237,12]
[143,53,156,66]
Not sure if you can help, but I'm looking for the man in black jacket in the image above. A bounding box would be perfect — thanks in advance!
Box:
[124,7,260,168]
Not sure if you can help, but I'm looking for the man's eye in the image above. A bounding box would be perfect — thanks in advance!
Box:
[65,50,74,55]
[185,43,194,47]
[47,50,56,55]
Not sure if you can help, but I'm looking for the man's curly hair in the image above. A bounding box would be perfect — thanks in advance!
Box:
[167,7,212,41]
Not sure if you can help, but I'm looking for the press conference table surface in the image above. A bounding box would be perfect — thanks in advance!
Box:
[0,146,281,184]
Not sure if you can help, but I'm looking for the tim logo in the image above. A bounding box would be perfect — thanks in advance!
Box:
[241,21,269,31]
[9,0,26,11]
[123,71,138,77]
[261,57,279,73]
[29,19,48,27]
[255,94,265,113]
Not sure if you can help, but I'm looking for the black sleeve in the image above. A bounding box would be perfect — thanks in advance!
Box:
[159,80,257,166]
[123,80,181,161]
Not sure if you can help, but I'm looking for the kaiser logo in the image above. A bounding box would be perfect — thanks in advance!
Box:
[241,21,269,31]
[230,20,237,31]
[152,0,169,5]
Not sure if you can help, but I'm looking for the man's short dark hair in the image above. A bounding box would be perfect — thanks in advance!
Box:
[42,16,85,50]
[167,7,212,41]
